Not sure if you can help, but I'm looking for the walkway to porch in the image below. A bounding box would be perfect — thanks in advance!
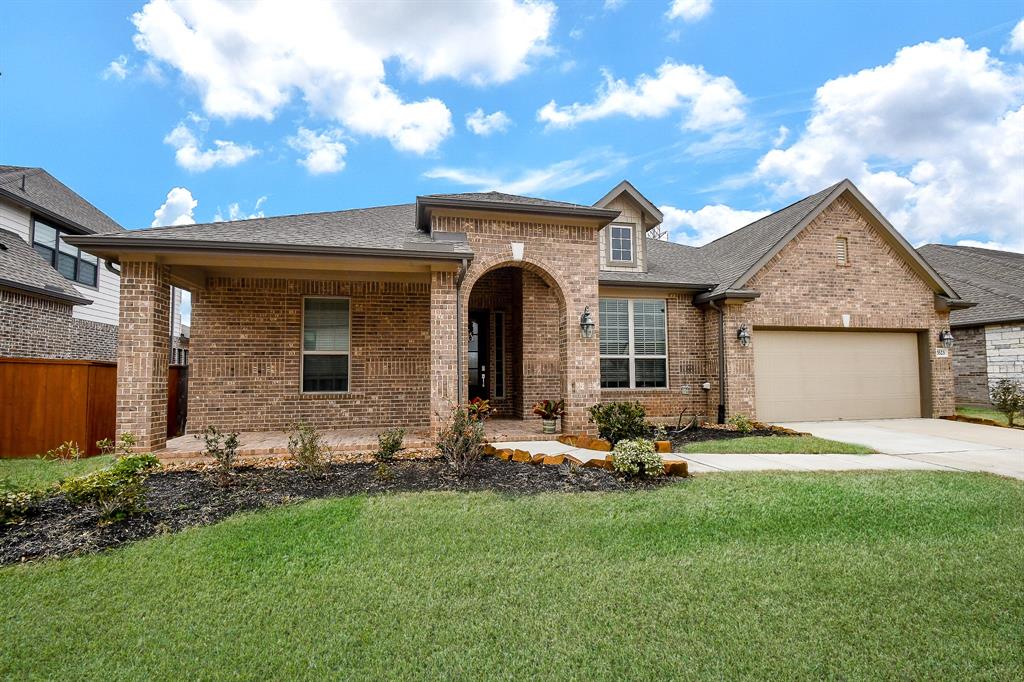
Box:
[156,418,560,463]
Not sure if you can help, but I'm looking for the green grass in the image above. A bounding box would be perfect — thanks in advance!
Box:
[679,435,875,454]
[2,472,1022,680]
[957,406,1013,427]
[0,455,114,493]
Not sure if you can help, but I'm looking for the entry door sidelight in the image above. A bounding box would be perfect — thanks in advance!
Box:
[468,311,490,401]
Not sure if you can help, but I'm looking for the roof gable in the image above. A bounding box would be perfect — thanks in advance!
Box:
[593,180,664,226]
[0,167,124,235]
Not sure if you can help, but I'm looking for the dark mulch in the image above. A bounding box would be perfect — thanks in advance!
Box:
[666,426,784,449]
[1,458,674,566]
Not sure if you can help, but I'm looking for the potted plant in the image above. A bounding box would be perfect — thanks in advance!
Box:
[532,399,566,434]
[466,397,492,422]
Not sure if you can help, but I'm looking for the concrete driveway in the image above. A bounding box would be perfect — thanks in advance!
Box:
[777,418,1024,479]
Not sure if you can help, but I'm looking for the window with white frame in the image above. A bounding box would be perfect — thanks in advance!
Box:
[599,298,667,388]
[609,223,634,263]
[302,297,350,392]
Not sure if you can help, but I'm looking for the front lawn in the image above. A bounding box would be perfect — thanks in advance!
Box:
[678,434,875,454]
[957,406,1013,427]
[0,456,113,493]
[2,472,1021,679]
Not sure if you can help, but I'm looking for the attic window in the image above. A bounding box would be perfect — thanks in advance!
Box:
[835,237,849,265]
[609,223,634,263]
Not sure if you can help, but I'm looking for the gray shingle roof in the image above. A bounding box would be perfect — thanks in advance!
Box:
[599,238,719,288]
[917,244,1024,327]
[0,229,91,304]
[698,181,842,295]
[0,166,124,235]
[422,191,595,210]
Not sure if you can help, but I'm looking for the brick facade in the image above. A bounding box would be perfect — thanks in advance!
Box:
[0,289,117,362]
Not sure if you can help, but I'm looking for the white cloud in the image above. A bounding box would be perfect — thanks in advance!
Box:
[956,238,1024,254]
[151,187,197,227]
[214,196,267,222]
[466,109,512,136]
[164,118,259,172]
[1004,18,1024,53]
[424,150,627,196]
[537,61,745,131]
[103,55,130,80]
[755,38,1024,247]
[131,0,555,154]
[667,0,712,23]
[604,0,626,10]
[288,127,348,174]
[659,204,769,246]
[772,125,789,147]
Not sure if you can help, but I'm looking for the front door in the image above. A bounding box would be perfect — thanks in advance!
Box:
[468,311,490,401]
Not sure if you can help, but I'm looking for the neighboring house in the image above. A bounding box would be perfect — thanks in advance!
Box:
[917,244,1024,406]
[69,178,968,450]
[0,166,124,361]
[170,286,190,365]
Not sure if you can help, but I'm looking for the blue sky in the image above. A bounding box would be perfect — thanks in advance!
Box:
[2,0,1022,260]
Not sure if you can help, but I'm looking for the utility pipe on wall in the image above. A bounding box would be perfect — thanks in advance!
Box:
[709,300,726,424]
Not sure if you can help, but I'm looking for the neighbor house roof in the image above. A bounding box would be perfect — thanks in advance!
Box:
[917,244,1024,327]
[0,228,92,304]
[599,238,719,289]
[0,166,124,235]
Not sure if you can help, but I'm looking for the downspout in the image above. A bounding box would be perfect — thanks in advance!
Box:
[455,258,469,405]
[709,300,726,424]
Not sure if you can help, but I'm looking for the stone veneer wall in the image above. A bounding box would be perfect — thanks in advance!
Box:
[0,289,117,362]
[984,322,1024,392]
[952,325,989,405]
[723,196,955,419]
[188,276,432,434]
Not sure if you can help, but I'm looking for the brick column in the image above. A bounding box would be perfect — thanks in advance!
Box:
[430,269,458,437]
[117,260,171,450]
[563,292,601,435]
[928,311,955,417]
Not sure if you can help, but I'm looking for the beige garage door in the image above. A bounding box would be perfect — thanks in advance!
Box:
[754,330,921,422]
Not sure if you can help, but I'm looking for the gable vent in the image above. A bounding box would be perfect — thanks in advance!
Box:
[835,236,849,265]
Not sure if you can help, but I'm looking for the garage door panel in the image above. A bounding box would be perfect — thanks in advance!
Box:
[754,330,921,422]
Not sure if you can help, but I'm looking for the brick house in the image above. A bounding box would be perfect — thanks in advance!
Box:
[917,245,1023,406]
[69,178,968,451]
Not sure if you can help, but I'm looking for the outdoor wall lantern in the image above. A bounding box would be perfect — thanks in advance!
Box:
[737,325,752,347]
[939,329,954,349]
[579,306,596,339]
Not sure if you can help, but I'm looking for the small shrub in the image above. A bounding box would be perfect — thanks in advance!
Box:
[466,397,492,422]
[611,439,663,479]
[45,441,82,462]
[2,490,41,525]
[728,414,754,433]
[97,432,137,458]
[588,401,648,445]
[60,454,160,523]
[287,422,329,475]
[437,407,486,477]
[198,426,240,485]
[375,463,395,481]
[376,427,405,462]
[990,379,1024,427]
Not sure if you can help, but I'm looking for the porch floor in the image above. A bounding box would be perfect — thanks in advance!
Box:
[156,418,559,463]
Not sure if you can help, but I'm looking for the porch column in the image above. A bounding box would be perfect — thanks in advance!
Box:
[563,284,601,435]
[116,260,171,450]
[430,269,458,437]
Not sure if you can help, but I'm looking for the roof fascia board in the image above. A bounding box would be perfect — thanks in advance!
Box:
[0,278,92,305]
[416,196,619,231]
[694,289,762,305]
[597,277,712,291]
[593,180,664,224]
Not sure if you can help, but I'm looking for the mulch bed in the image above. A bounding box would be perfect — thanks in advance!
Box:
[1,457,675,566]
[666,425,794,449]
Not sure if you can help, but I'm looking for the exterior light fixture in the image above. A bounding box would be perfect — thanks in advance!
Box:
[939,329,954,349]
[737,325,751,347]
[579,306,596,339]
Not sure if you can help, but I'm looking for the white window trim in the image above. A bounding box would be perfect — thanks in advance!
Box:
[300,295,351,395]
[600,298,669,390]
[608,222,635,264]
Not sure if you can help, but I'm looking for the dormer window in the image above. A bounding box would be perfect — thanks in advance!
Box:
[609,223,634,263]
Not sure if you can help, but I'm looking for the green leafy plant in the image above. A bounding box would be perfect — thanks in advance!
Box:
[611,439,663,479]
[60,454,160,523]
[287,422,329,476]
[96,432,137,458]
[990,379,1023,428]
[532,399,566,420]
[466,397,492,422]
[197,426,240,486]
[728,414,754,433]
[2,490,42,525]
[375,463,395,482]
[437,407,486,477]
[45,441,82,462]
[376,428,405,462]
[588,401,648,445]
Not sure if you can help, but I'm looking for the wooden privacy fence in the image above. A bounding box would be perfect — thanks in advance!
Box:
[0,358,190,458]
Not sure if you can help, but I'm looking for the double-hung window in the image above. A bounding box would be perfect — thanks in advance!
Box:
[32,219,99,286]
[302,297,350,392]
[599,298,667,389]
[609,223,634,263]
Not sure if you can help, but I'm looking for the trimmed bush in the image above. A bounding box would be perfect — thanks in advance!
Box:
[288,422,329,475]
[437,408,485,477]
[611,439,663,479]
[376,428,405,462]
[60,454,160,523]
[588,402,648,445]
